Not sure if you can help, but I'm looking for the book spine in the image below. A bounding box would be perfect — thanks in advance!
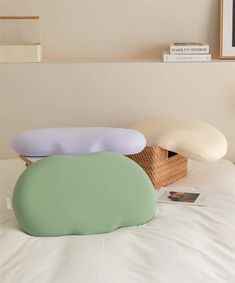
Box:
[170,46,209,54]
[163,53,211,62]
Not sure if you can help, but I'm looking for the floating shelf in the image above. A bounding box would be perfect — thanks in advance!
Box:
[0,16,42,63]
[1,58,235,64]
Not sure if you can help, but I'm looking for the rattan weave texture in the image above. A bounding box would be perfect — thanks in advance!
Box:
[127,146,187,189]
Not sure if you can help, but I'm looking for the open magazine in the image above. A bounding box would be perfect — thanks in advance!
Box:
[157,188,212,206]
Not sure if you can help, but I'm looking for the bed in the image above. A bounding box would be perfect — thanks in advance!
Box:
[1,158,235,283]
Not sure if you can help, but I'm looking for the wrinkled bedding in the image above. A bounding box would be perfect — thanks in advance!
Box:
[1,158,235,283]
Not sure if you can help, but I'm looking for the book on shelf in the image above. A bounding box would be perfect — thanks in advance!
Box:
[163,52,211,62]
[170,42,209,54]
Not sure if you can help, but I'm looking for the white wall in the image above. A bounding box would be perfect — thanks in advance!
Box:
[1,0,235,161]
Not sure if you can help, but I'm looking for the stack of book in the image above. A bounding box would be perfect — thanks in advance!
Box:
[163,43,211,62]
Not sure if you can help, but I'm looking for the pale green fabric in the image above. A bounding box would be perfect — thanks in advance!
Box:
[13,152,156,236]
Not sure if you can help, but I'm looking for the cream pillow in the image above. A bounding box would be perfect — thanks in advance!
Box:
[130,116,227,162]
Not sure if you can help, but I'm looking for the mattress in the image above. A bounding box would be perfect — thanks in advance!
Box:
[1,158,235,283]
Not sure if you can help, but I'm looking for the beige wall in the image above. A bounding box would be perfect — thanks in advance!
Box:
[1,0,220,59]
[1,61,235,160]
[1,0,235,161]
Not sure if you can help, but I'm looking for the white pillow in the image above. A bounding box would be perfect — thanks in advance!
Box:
[130,116,227,162]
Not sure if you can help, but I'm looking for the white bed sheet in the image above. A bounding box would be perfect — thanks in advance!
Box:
[1,158,235,283]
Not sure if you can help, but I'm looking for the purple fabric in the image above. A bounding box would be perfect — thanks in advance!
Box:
[12,127,146,156]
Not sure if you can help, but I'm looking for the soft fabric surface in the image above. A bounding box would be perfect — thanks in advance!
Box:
[130,116,227,162]
[13,153,156,236]
[11,127,146,156]
[1,158,235,283]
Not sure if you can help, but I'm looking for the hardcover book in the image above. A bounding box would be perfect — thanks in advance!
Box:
[163,52,211,62]
[170,42,209,54]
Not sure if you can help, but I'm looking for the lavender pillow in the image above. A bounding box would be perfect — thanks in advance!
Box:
[12,127,146,157]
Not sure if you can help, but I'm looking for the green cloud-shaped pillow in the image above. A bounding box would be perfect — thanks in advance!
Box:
[13,152,156,236]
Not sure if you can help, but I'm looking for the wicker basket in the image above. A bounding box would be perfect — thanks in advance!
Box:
[127,146,187,189]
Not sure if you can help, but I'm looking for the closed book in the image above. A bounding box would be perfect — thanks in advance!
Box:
[163,52,211,62]
[170,43,209,54]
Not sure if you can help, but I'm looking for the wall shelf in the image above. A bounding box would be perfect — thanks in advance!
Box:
[1,58,235,64]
